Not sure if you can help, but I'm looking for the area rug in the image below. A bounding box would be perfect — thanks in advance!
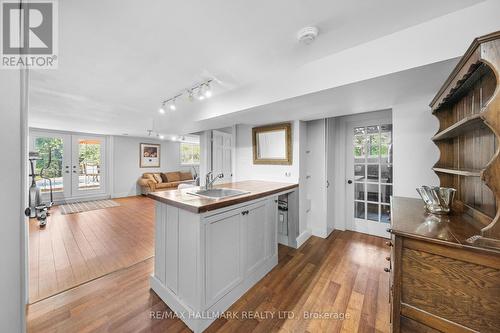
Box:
[59,199,120,215]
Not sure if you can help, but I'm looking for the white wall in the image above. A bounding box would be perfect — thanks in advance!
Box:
[0,70,24,331]
[234,120,300,183]
[111,136,192,197]
[392,99,440,198]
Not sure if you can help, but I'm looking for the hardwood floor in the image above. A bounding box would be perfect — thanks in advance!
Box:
[27,230,390,332]
[29,196,155,303]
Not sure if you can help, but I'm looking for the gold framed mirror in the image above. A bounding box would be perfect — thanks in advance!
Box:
[252,123,292,165]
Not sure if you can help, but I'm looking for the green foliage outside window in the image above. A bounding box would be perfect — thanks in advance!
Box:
[180,143,200,165]
[34,138,63,180]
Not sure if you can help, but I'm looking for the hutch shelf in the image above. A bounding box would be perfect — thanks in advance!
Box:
[389,31,500,333]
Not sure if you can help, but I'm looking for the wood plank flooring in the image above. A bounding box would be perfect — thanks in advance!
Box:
[29,196,155,303]
[27,230,390,332]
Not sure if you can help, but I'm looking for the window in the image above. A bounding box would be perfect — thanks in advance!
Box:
[180,142,200,165]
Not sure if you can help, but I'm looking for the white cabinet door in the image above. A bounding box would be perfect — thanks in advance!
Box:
[205,208,243,308]
[244,201,267,276]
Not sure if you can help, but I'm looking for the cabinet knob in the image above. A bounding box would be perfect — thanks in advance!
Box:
[385,256,390,261]
[386,228,392,233]
[384,267,390,273]
[385,241,393,247]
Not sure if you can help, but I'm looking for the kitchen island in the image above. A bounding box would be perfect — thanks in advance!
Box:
[148,180,298,332]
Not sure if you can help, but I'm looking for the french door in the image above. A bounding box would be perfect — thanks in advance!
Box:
[346,118,393,238]
[212,130,233,183]
[30,131,106,202]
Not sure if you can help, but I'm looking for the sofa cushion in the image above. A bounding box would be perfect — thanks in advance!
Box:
[165,172,181,182]
[152,173,163,183]
[155,183,172,189]
[180,172,193,181]
[143,173,157,184]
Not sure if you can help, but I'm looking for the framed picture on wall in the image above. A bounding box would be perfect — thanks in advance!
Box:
[140,143,160,168]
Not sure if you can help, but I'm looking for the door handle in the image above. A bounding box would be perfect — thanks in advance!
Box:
[326,180,330,188]
[347,180,353,184]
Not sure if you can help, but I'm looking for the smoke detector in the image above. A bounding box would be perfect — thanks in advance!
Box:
[297,26,319,45]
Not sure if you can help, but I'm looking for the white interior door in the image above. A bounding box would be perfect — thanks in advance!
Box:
[346,118,393,238]
[71,135,106,197]
[212,130,232,183]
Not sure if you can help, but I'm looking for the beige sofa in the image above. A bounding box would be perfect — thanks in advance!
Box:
[138,171,195,194]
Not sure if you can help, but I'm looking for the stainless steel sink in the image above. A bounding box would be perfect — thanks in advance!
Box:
[187,188,250,200]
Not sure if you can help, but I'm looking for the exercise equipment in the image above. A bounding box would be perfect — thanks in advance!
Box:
[25,150,54,227]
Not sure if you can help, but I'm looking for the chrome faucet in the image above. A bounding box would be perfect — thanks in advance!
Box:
[205,172,224,190]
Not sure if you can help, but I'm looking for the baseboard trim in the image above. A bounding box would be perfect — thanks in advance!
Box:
[111,192,136,199]
[311,228,328,239]
[296,229,311,248]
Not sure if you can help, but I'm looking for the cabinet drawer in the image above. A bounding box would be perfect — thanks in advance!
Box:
[401,247,500,332]
[400,316,440,333]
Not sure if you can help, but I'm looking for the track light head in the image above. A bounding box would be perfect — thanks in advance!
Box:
[204,83,212,98]
[158,104,166,114]
[197,88,205,100]
[169,99,177,111]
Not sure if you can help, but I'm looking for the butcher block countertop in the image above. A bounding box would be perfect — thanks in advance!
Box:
[148,180,298,213]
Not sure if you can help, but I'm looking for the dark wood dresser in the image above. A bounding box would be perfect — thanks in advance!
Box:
[389,31,500,333]
[389,197,500,332]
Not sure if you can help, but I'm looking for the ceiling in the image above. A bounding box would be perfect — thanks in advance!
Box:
[29,0,486,138]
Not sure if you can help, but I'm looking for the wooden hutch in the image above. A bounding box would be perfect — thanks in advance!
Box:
[389,31,500,332]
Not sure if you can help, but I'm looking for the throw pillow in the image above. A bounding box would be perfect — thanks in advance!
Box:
[143,173,157,183]
[160,173,168,182]
[153,173,163,183]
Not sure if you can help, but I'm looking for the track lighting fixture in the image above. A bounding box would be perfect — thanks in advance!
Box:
[197,87,205,100]
[204,82,212,98]
[158,79,213,114]
[158,103,166,114]
[169,99,176,111]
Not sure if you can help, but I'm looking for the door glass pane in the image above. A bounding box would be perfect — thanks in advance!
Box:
[78,139,101,190]
[354,164,365,181]
[381,124,392,164]
[381,164,393,184]
[381,204,391,223]
[353,127,366,163]
[367,203,379,222]
[381,185,392,203]
[366,183,379,202]
[34,137,64,193]
[367,164,379,182]
[355,201,365,219]
[367,125,380,163]
[354,183,365,201]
